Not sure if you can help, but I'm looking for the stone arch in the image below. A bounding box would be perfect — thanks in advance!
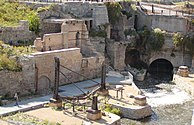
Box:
[148,58,173,80]
[38,75,51,95]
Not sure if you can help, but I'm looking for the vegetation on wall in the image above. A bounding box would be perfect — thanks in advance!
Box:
[105,2,133,24]
[0,0,40,33]
[89,24,108,38]
[0,41,34,72]
[37,4,56,13]
[105,2,122,24]
[173,32,194,54]
[124,28,138,37]
[148,28,165,51]
[89,28,107,38]
[137,27,165,51]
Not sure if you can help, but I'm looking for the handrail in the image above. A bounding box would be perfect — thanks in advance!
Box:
[60,64,100,85]
[59,70,86,94]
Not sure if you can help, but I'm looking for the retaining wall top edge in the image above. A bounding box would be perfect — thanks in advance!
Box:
[32,48,80,56]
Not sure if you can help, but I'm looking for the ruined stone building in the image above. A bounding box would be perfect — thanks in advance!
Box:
[0,1,193,97]
[0,2,109,97]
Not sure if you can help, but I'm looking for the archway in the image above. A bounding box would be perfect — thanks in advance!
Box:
[38,76,51,95]
[149,59,173,80]
[125,48,147,69]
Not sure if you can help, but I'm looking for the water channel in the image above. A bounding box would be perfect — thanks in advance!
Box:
[121,76,194,125]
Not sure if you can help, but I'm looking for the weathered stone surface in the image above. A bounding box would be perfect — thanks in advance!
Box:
[87,110,102,121]
[112,104,152,119]
[0,56,35,97]
[177,66,189,77]
[49,99,62,108]
[0,21,36,44]
[134,95,147,106]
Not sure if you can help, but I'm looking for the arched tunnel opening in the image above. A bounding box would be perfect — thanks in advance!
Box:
[125,48,147,69]
[148,59,174,80]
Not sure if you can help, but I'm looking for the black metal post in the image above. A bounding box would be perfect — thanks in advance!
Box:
[151,5,154,13]
[100,61,106,90]
[35,64,38,93]
[53,57,60,100]
[91,96,98,110]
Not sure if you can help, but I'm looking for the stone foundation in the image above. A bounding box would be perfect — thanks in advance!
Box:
[111,104,152,119]
[49,98,62,108]
[87,110,102,121]
[97,89,109,96]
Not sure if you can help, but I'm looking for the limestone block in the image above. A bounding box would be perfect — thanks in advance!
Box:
[134,95,147,106]
[97,89,109,96]
[87,110,102,121]
[49,98,62,108]
[177,66,189,77]
[112,104,152,119]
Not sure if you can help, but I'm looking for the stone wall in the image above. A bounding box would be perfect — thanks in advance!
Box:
[148,33,192,67]
[106,41,127,70]
[108,32,193,71]
[111,15,134,41]
[32,48,104,93]
[136,9,188,33]
[0,20,36,44]
[149,51,192,67]
[20,1,109,27]
[92,5,109,27]
[0,56,35,97]
[89,37,105,56]
[34,19,87,51]
[151,15,187,33]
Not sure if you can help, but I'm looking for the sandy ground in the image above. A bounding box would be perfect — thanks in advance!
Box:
[0,119,12,125]
[25,107,117,125]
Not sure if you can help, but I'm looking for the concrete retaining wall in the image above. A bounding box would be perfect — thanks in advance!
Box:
[136,9,188,33]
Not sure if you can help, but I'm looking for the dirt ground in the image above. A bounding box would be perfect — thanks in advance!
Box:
[0,120,9,125]
[25,107,117,125]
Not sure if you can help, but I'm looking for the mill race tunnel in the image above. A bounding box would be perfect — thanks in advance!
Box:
[148,59,174,80]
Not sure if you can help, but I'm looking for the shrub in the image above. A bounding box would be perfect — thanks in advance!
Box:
[137,27,165,51]
[173,32,184,47]
[173,33,194,54]
[104,103,122,116]
[105,2,122,24]
[89,28,107,38]
[148,28,165,51]
[27,12,40,34]
[0,1,40,33]
[124,28,137,37]
[0,41,34,72]
[37,4,56,13]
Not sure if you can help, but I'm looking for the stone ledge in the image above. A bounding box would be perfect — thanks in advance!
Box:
[111,103,152,120]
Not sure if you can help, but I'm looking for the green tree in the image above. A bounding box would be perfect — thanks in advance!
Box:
[27,12,40,34]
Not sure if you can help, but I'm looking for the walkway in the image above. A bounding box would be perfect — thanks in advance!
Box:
[140,2,193,17]
[0,74,128,117]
